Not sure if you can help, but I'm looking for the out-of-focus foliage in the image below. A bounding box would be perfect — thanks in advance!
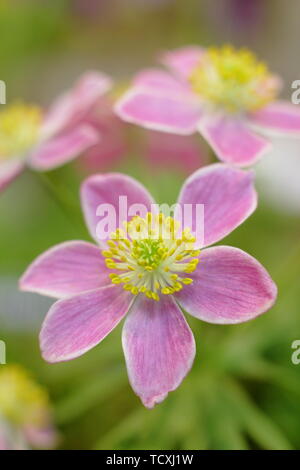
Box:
[1,0,300,450]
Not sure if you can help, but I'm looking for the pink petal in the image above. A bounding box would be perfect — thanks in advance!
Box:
[249,100,300,135]
[0,427,11,450]
[176,164,257,248]
[19,241,110,299]
[41,71,112,138]
[40,285,132,362]
[29,125,99,171]
[145,130,209,175]
[122,295,195,408]
[175,246,277,324]
[0,160,24,193]
[79,99,127,172]
[24,424,58,449]
[133,68,191,93]
[115,88,202,135]
[199,113,271,166]
[159,46,205,79]
[81,173,155,244]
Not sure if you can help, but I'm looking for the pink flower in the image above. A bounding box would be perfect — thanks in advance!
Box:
[143,129,209,175]
[20,164,277,408]
[0,71,112,193]
[0,365,58,450]
[79,97,209,176]
[115,45,300,167]
[77,96,128,173]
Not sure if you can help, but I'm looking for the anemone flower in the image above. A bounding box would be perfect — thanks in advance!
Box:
[76,89,208,176]
[20,164,277,408]
[80,100,209,176]
[0,365,58,450]
[0,71,112,193]
[115,45,300,167]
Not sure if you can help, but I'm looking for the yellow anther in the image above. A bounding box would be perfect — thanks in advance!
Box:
[102,250,112,257]
[189,45,279,112]
[0,102,42,158]
[124,284,133,291]
[161,287,171,295]
[104,212,200,301]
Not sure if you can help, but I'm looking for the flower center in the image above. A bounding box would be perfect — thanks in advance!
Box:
[103,212,200,301]
[0,102,42,160]
[0,365,49,425]
[189,45,279,112]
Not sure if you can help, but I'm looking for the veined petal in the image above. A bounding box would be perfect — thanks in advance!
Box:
[41,71,112,138]
[0,159,24,193]
[29,125,99,171]
[199,113,271,166]
[122,295,195,408]
[176,163,257,248]
[40,285,132,362]
[81,172,155,244]
[175,246,277,324]
[159,46,205,79]
[19,241,111,299]
[115,88,202,135]
[249,100,300,136]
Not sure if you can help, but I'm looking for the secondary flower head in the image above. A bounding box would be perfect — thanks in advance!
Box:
[0,365,57,450]
[0,71,112,194]
[79,93,209,176]
[115,45,300,166]
[20,164,277,408]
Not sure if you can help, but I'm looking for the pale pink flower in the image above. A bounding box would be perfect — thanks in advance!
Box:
[115,45,300,167]
[20,164,277,408]
[0,71,112,193]
[79,97,209,175]
[0,365,58,450]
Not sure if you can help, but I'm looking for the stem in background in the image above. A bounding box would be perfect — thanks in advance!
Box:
[32,170,86,237]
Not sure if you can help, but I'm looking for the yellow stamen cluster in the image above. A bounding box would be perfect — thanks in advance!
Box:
[0,365,50,426]
[0,102,42,159]
[103,212,200,301]
[189,45,279,112]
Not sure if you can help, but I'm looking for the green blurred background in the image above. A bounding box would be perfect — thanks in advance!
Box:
[1,0,300,450]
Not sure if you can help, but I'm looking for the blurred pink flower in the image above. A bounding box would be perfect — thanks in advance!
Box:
[20,164,277,408]
[0,365,58,450]
[0,71,112,193]
[115,45,300,167]
[78,97,128,173]
[79,97,209,176]
[144,130,209,174]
